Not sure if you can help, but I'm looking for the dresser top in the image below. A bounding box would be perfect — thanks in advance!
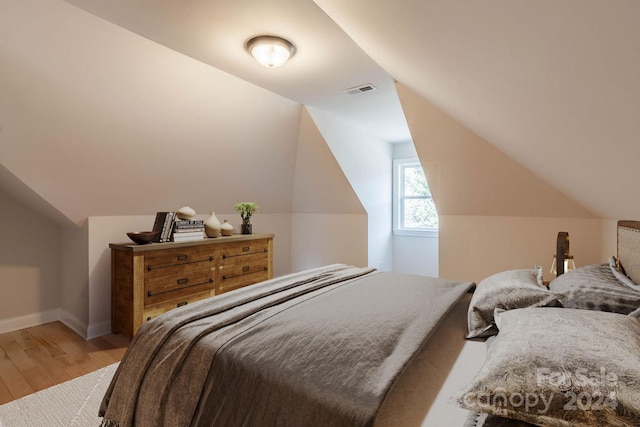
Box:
[109,233,274,252]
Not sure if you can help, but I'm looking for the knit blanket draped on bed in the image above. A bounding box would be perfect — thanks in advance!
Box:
[99,264,472,427]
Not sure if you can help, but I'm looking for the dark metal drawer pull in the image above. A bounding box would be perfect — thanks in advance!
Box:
[243,246,250,252]
[177,278,188,285]
[242,266,250,272]
[177,301,188,307]
[177,254,188,261]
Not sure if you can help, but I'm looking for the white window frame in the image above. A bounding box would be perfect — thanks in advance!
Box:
[392,158,438,237]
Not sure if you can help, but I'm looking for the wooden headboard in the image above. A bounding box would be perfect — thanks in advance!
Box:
[617,220,640,284]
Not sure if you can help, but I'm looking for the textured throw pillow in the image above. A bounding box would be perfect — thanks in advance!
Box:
[451,307,640,427]
[549,262,640,314]
[466,267,563,339]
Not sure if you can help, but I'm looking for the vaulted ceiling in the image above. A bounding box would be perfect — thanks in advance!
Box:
[26,1,640,220]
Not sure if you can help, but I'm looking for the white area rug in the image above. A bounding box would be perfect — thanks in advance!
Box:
[0,363,118,427]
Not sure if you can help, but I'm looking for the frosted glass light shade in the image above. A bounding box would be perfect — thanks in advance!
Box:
[550,255,576,276]
[245,35,296,68]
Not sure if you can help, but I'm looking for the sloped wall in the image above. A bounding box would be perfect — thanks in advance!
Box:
[0,0,301,226]
[306,107,391,271]
[292,109,365,215]
[291,108,367,271]
[396,83,595,219]
[396,83,608,282]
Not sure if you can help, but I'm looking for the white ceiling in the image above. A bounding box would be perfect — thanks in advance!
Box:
[61,0,640,220]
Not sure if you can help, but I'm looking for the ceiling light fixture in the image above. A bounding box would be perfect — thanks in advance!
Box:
[245,35,296,68]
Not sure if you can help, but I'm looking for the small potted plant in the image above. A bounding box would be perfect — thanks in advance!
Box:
[234,202,259,234]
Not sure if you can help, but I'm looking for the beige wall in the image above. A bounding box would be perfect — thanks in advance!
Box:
[396,83,596,218]
[291,214,368,271]
[292,109,364,214]
[0,192,61,333]
[0,0,301,226]
[396,83,608,282]
[440,216,612,283]
[59,223,89,336]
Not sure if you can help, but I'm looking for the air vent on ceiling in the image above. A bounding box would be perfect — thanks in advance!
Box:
[344,84,378,95]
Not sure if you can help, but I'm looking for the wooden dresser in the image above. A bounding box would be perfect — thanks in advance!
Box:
[110,233,273,338]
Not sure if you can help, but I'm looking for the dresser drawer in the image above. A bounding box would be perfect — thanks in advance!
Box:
[218,239,269,265]
[145,257,214,280]
[143,289,214,322]
[145,268,214,305]
[218,262,269,294]
[144,246,215,272]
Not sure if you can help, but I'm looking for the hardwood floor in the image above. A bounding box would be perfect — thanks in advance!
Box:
[0,321,129,405]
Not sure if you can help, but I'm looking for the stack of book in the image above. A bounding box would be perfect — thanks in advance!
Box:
[152,212,206,243]
[170,219,205,242]
[152,212,177,243]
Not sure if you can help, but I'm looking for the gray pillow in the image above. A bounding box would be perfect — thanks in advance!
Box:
[451,307,640,427]
[549,262,640,314]
[466,267,563,339]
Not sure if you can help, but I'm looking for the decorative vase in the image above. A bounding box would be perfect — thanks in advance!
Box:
[205,212,222,238]
[176,206,196,220]
[241,223,252,235]
[221,220,234,236]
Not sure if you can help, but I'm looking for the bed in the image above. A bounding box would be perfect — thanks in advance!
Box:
[99,264,477,427]
[100,221,640,427]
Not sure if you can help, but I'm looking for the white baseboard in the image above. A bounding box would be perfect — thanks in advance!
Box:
[59,309,89,339]
[86,319,112,340]
[0,309,106,341]
[0,309,61,335]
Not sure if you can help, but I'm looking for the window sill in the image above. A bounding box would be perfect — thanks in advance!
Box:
[393,228,439,238]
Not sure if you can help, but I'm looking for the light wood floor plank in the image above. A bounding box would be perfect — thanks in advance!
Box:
[0,357,32,402]
[0,378,11,404]
[0,321,128,405]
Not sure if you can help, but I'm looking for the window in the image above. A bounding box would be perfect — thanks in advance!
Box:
[393,158,438,236]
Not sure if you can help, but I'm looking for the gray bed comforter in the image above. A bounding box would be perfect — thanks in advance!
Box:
[100,264,472,427]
